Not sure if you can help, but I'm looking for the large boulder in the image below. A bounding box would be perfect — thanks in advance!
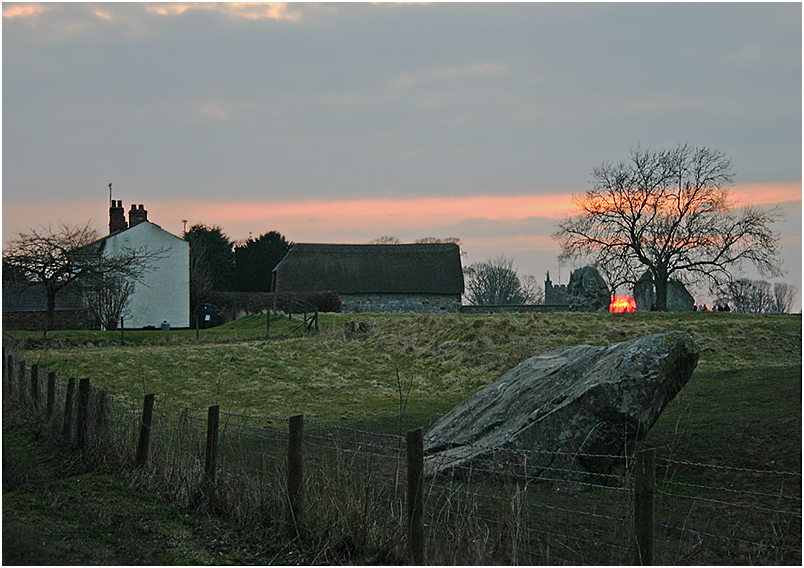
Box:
[424,332,699,481]
[566,266,610,312]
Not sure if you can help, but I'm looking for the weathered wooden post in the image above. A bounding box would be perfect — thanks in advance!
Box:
[205,405,220,483]
[62,378,77,442]
[77,378,91,449]
[30,364,39,410]
[407,427,425,564]
[634,447,656,566]
[136,393,156,467]
[93,389,111,448]
[46,371,56,418]
[287,414,304,535]
[18,360,26,400]
[6,353,15,398]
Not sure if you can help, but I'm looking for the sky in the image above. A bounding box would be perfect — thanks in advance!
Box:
[3,2,802,308]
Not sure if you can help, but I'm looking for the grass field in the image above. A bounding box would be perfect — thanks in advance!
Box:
[15,311,802,426]
[6,311,802,564]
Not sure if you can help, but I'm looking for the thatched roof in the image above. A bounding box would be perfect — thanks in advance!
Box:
[273,243,464,295]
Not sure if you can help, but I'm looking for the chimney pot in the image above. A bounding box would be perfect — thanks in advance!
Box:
[129,203,149,227]
[109,200,127,233]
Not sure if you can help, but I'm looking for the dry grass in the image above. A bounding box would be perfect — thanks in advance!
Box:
[7,311,801,565]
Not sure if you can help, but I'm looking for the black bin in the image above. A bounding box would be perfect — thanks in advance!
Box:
[195,304,221,329]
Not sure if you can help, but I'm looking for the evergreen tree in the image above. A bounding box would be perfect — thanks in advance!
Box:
[233,231,293,292]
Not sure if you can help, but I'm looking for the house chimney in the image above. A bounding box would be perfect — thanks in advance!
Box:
[109,200,127,233]
[129,204,148,227]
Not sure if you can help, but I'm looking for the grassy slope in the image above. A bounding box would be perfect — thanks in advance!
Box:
[6,312,801,564]
[18,312,802,425]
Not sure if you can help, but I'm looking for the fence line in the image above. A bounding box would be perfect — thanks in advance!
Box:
[3,350,801,565]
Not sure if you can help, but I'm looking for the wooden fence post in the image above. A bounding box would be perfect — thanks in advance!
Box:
[407,427,425,564]
[62,378,76,442]
[30,364,39,410]
[18,360,26,400]
[93,389,111,447]
[634,447,656,566]
[7,353,15,398]
[2,348,8,392]
[77,378,91,449]
[205,405,220,484]
[46,371,56,417]
[287,414,304,535]
[136,393,156,467]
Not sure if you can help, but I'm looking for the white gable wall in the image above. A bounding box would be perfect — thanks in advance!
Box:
[103,222,190,328]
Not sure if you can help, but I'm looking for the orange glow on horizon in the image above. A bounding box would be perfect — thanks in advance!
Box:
[3,182,800,247]
[183,193,575,225]
[728,182,801,207]
[609,295,637,313]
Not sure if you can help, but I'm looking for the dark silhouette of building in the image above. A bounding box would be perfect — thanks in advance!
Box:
[544,271,568,305]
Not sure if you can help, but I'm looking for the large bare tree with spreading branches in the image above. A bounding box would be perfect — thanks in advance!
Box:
[464,255,542,305]
[553,145,783,310]
[3,222,162,333]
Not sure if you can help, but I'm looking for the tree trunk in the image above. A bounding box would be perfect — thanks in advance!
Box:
[654,276,668,311]
[45,288,57,337]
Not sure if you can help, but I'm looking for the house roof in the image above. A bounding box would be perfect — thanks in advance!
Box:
[273,243,464,295]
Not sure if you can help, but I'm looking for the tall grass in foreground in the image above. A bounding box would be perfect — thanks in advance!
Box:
[6,313,801,564]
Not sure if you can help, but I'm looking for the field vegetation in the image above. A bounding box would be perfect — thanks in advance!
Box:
[5,311,801,564]
[15,312,801,427]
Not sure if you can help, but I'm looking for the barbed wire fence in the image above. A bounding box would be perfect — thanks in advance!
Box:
[3,347,801,565]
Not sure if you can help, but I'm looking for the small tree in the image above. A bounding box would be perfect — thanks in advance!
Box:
[554,145,783,310]
[464,255,540,305]
[83,271,135,330]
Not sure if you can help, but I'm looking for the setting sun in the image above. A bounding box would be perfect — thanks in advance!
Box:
[609,295,637,313]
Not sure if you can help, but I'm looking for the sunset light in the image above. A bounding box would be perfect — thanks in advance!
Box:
[609,296,637,313]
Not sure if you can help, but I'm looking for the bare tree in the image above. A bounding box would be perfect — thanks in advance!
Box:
[3,222,161,334]
[368,235,401,244]
[771,282,797,314]
[414,236,467,256]
[520,274,545,304]
[716,279,797,313]
[554,145,783,310]
[464,255,539,305]
[83,271,136,330]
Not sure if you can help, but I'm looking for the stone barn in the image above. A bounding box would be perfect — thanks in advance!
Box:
[272,243,464,313]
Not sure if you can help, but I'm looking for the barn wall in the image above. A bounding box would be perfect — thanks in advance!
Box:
[341,293,461,313]
[3,309,94,331]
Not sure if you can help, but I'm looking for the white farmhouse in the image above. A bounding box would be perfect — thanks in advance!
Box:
[99,201,190,328]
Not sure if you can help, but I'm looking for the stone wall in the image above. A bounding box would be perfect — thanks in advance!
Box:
[2,309,95,331]
[459,304,570,314]
[341,293,461,313]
